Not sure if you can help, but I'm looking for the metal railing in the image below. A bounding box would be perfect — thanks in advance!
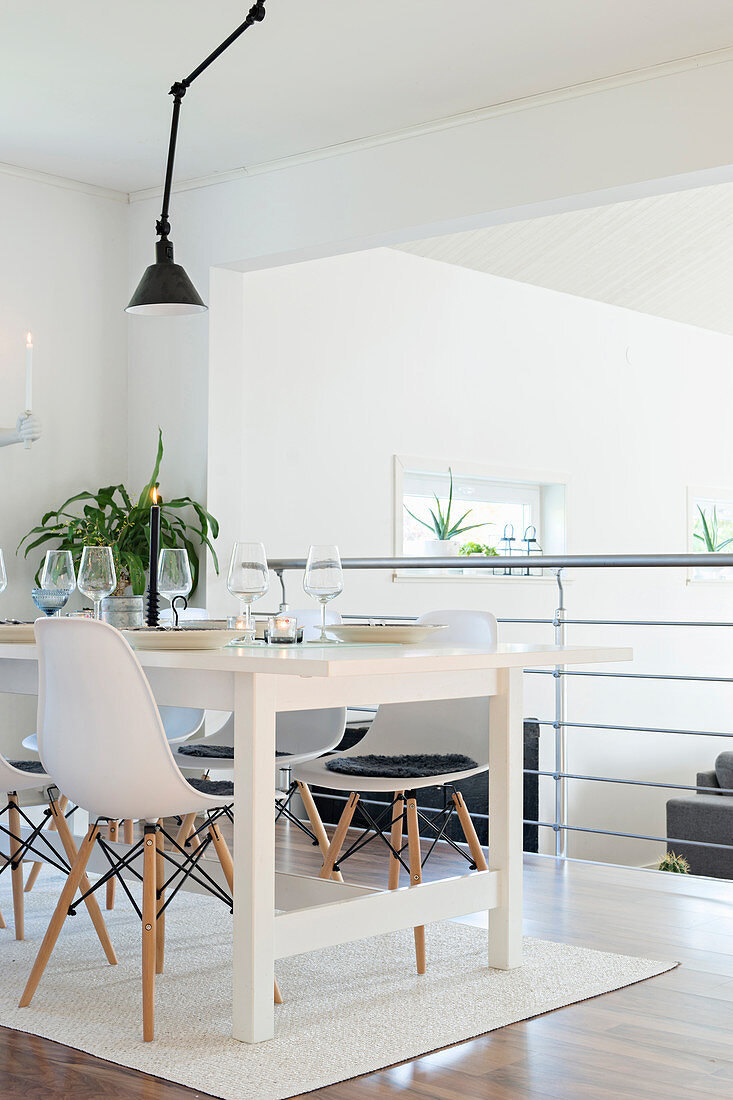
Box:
[270,553,733,872]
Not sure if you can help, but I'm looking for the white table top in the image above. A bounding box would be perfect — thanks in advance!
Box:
[0,640,633,678]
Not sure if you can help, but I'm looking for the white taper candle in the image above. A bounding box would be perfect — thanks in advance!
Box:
[25,332,33,411]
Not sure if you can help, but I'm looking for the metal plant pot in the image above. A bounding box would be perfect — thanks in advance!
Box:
[101,595,144,630]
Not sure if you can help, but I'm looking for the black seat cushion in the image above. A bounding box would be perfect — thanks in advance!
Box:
[325,752,479,779]
[178,745,290,759]
[186,777,234,798]
[9,759,46,774]
[179,744,234,759]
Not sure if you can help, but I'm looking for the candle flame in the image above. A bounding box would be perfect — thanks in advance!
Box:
[25,332,33,347]
[151,487,159,504]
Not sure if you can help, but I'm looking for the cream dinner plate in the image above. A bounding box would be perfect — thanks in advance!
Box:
[323,623,448,645]
[122,628,244,651]
[0,623,36,644]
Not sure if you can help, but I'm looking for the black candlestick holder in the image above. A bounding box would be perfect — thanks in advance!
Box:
[145,588,160,627]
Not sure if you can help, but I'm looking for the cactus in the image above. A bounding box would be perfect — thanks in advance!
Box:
[658,850,690,874]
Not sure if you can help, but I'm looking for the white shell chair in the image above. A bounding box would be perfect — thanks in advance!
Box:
[19,617,282,1041]
[20,612,206,899]
[294,610,497,974]
[172,608,346,877]
[0,754,117,950]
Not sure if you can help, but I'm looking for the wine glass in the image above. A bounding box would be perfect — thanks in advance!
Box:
[78,546,116,620]
[158,548,192,627]
[227,542,269,642]
[36,550,76,616]
[303,544,343,642]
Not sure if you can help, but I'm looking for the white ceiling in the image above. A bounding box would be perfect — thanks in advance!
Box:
[3,1,733,193]
[396,180,733,336]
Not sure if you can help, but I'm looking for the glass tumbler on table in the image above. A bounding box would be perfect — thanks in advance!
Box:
[303,544,343,642]
[78,546,116,620]
[227,541,269,642]
[35,549,77,616]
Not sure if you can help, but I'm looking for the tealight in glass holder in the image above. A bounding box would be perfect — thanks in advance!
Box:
[266,615,298,644]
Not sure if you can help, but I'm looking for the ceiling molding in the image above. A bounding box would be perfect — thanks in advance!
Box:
[0,159,127,202]
[129,42,733,204]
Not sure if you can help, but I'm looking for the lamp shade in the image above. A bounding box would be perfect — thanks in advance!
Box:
[126,238,207,315]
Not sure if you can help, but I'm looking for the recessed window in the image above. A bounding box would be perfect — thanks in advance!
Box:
[687,487,733,582]
[395,457,566,579]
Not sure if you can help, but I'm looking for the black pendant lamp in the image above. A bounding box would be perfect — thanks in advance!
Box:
[126,1,267,316]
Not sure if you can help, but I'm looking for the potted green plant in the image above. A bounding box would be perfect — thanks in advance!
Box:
[404,468,489,562]
[18,430,218,625]
[459,540,498,576]
[657,851,690,874]
[693,505,733,582]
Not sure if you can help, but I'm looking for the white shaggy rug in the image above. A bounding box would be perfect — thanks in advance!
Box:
[0,875,675,1100]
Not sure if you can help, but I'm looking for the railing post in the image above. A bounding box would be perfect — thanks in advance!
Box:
[553,568,568,859]
[276,569,288,612]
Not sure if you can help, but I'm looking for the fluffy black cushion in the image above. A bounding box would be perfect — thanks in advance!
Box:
[186,777,234,798]
[178,745,289,759]
[325,753,479,779]
[179,744,233,759]
[9,759,46,774]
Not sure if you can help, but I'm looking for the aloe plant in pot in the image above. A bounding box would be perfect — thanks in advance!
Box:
[404,467,489,560]
[18,429,219,622]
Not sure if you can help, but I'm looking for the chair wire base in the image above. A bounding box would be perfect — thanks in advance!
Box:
[0,796,71,878]
[67,809,235,921]
[332,786,477,873]
[275,781,319,845]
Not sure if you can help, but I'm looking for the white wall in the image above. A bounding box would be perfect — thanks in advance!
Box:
[0,172,128,754]
[208,247,733,866]
[127,55,733,506]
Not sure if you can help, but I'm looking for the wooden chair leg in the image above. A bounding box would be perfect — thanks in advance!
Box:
[19,824,101,1007]
[50,800,117,966]
[142,827,157,1042]
[296,781,344,883]
[8,795,24,940]
[123,819,134,845]
[155,823,165,976]
[452,790,488,871]
[106,820,119,909]
[174,812,197,849]
[406,796,426,975]
[388,791,405,891]
[319,792,359,880]
[26,795,69,893]
[207,818,283,1004]
[0,906,5,929]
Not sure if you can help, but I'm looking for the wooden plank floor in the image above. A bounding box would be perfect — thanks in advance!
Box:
[2,817,732,1099]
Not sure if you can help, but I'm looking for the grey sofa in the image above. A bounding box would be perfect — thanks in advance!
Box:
[665,751,733,878]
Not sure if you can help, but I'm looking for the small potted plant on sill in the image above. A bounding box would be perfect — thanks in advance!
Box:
[693,505,733,582]
[657,851,690,874]
[404,468,489,570]
[18,429,219,626]
[459,540,499,577]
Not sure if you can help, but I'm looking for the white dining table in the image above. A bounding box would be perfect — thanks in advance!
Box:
[0,637,631,1044]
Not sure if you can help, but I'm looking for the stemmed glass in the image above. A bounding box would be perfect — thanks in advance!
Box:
[227,542,269,643]
[33,550,77,616]
[303,544,343,642]
[158,548,192,627]
[78,546,116,620]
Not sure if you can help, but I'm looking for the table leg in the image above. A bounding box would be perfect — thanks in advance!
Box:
[488,666,523,969]
[232,672,277,1043]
